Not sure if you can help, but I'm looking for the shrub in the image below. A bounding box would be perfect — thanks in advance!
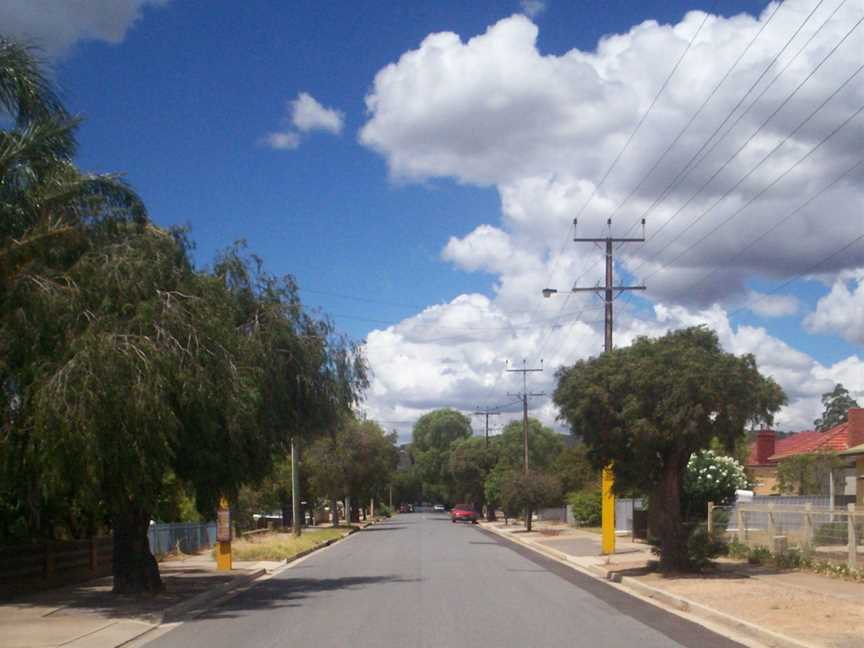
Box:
[567,489,601,526]
[725,538,749,559]
[377,504,392,518]
[685,525,726,570]
[683,450,748,519]
[773,545,809,570]
[747,545,772,565]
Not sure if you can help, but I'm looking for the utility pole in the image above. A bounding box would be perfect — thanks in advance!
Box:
[506,360,544,474]
[542,218,646,554]
[506,360,544,533]
[473,407,500,447]
[291,436,301,538]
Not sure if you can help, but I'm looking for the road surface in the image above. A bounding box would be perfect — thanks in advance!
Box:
[145,514,743,648]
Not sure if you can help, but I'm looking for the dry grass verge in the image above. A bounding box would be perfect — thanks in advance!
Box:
[229,528,350,561]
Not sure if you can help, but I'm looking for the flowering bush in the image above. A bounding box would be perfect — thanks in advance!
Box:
[682,450,748,518]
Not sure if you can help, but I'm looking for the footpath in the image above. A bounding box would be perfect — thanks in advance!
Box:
[480,520,864,648]
[0,524,367,648]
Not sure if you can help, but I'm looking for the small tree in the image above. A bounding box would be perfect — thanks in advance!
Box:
[551,444,597,494]
[813,384,859,432]
[776,452,845,496]
[498,470,561,532]
[553,327,785,571]
[567,489,601,526]
[410,408,472,503]
[496,419,564,471]
[448,436,499,516]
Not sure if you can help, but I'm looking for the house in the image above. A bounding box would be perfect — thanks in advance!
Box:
[838,437,864,506]
[746,408,864,498]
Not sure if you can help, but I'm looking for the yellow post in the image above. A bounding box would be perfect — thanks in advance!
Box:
[601,465,615,555]
[216,497,232,571]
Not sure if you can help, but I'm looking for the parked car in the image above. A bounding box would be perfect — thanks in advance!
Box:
[432,504,445,512]
[450,505,478,523]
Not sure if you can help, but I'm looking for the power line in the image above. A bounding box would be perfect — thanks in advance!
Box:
[640,97,864,284]
[726,233,864,321]
[541,3,717,292]
[607,0,790,231]
[628,11,864,261]
[681,0,852,188]
[676,156,864,299]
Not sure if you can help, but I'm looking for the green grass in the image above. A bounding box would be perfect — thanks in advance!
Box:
[229,527,349,561]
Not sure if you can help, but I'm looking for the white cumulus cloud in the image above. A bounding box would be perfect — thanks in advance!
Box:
[262,131,300,150]
[291,92,344,134]
[262,92,344,151]
[745,291,800,317]
[0,0,169,57]
[804,271,864,344]
[356,2,864,441]
[520,1,546,19]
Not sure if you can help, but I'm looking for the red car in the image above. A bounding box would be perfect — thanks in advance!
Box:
[450,505,478,524]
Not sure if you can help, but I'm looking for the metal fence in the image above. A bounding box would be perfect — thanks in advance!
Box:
[710,502,862,568]
[147,522,216,556]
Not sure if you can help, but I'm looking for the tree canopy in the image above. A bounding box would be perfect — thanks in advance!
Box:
[553,326,785,570]
[0,37,368,594]
[813,383,859,432]
[410,408,472,502]
[496,419,564,471]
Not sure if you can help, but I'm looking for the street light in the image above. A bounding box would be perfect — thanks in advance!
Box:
[541,288,557,298]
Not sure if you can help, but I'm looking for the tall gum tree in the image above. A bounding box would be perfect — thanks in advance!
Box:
[553,327,785,571]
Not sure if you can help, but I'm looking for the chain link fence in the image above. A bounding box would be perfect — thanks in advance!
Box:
[147,522,216,556]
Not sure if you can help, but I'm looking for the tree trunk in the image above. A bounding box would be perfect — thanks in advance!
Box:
[485,504,496,522]
[652,455,689,572]
[331,497,339,527]
[525,505,533,532]
[281,501,292,529]
[112,506,162,595]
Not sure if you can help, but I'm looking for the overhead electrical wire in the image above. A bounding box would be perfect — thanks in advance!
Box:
[540,2,718,295]
[608,0,792,235]
[638,79,864,283]
[726,233,864,321]
[628,10,864,268]
[668,156,864,299]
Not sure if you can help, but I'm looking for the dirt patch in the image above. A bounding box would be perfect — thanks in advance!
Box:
[635,571,864,647]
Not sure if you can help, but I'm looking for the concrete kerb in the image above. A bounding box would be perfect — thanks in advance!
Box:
[479,523,818,648]
[157,520,375,625]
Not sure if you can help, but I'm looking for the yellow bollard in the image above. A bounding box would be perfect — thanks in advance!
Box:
[216,497,232,571]
[601,466,615,555]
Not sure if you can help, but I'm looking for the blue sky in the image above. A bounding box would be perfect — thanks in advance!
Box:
[4,0,862,438]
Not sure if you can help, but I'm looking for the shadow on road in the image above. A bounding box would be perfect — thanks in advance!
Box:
[357,525,405,532]
[195,574,420,620]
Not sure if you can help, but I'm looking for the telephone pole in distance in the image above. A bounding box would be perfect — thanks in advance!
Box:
[506,359,544,474]
[473,407,500,447]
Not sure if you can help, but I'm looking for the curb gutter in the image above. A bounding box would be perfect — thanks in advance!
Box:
[157,521,375,625]
[480,524,818,648]
[156,568,266,624]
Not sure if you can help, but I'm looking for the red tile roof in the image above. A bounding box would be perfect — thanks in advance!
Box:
[768,421,851,462]
[746,430,821,466]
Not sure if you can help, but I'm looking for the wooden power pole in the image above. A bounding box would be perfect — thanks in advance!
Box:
[569,218,645,554]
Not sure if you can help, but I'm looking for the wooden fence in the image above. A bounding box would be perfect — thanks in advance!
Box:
[0,536,113,598]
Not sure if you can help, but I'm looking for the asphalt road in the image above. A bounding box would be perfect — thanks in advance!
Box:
[145,514,744,648]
